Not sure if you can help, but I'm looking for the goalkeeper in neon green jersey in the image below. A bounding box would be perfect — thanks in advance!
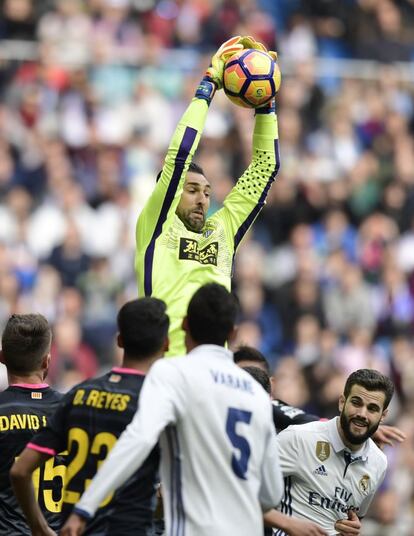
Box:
[135,36,281,356]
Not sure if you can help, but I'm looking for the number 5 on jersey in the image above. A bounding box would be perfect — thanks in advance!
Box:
[226,408,252,480]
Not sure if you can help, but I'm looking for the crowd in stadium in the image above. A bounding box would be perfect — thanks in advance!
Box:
[1,0,414,533]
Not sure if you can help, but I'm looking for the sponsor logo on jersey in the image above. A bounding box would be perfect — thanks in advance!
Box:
[309,488,359,514]
[358,474,370,493]
[313,464,328,476]
[31,392,43,399]
[203,229,213,238]
[179,238,218,265]
[316,441,331,462]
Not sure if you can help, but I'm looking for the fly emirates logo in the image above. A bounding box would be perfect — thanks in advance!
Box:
[308,486,360,514]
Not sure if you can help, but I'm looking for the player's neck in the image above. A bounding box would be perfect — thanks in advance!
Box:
[122,354,162,374]
[8,370,46,386]
[185,340,197,353]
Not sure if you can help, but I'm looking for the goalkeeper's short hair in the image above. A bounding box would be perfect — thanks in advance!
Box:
[156,161,205,182]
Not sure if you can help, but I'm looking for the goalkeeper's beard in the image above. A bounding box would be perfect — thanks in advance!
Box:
[179,208,206,233]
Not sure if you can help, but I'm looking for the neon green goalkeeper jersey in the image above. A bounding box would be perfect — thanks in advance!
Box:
[135,97,280,356]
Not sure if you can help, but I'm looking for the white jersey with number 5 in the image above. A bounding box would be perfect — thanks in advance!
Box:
[75,345,283,536]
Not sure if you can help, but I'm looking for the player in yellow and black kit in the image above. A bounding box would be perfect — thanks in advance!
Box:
[11,298,170,536]
[0,314,65,536]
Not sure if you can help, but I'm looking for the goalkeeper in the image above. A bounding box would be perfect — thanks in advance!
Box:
[135,36,281,356]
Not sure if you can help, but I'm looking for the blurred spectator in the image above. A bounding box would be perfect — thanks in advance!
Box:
[237,281,282,361]
[333,326,389,377]
[293,313,322,367]
[76,256,122,364]
[272,356,312,412]
[46,219,91,287]
[373,260,414,338]
[49,315,98,391]
[0,0,37,41]
[323,261,376,335]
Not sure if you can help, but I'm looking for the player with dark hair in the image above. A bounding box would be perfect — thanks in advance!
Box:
[11,298,169,536]
[185,280,239,345]
[60,283,284,536]
[135,35,281,356]
[343,369,394,410]
[234,345,271,374]
[234,346,319,432]
[242,365,272,394]
[236,346,405,447]
[273,369,396,536]
[0,314,65,536]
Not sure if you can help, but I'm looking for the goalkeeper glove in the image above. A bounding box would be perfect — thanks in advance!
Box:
[239,35,278,62]
[195,36,244,105]
[205,36,244,89]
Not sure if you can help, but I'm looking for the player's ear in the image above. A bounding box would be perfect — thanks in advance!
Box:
[338,394,345,412]
[269,375,276,399]
[182,316,189,333]
[380,408,388,422]
[163,336,169,354]
[117,333,124,349]
[41,353,50,369]
[227,325,238,346]
[41,353,51,380]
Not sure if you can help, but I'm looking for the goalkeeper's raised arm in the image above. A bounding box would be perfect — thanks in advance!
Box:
[135,36,281,357]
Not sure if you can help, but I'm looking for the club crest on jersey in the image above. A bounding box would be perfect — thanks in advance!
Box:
[31,392,42,399]
[358,474,370,493]
[179,238,218,265]
[316,441,331,462]
[109,374,121,383]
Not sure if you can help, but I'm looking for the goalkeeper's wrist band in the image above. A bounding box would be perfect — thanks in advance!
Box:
[195,77,216,105]
[255,99,276,115]
[73,506,93,521]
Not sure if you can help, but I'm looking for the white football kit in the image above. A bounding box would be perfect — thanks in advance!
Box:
[274,418,387,536]
[75,345,284,536]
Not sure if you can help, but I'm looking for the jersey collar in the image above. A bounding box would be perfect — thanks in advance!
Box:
[10,383,49,389]
[327,417,369,461]
[188,344,233,361]
[111,367,146,376]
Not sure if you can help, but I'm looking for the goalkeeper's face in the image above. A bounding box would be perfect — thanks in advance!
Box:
[176,172,211,233]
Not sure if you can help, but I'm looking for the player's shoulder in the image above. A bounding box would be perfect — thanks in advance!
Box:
[43,386,64,402]
[0,388,16,409]
[366,437,388,468]
[0,387,15,401]
[278,418,329,437]
[149,356,185,378]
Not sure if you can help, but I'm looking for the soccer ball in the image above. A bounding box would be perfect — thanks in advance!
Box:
[223,49,281,109]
